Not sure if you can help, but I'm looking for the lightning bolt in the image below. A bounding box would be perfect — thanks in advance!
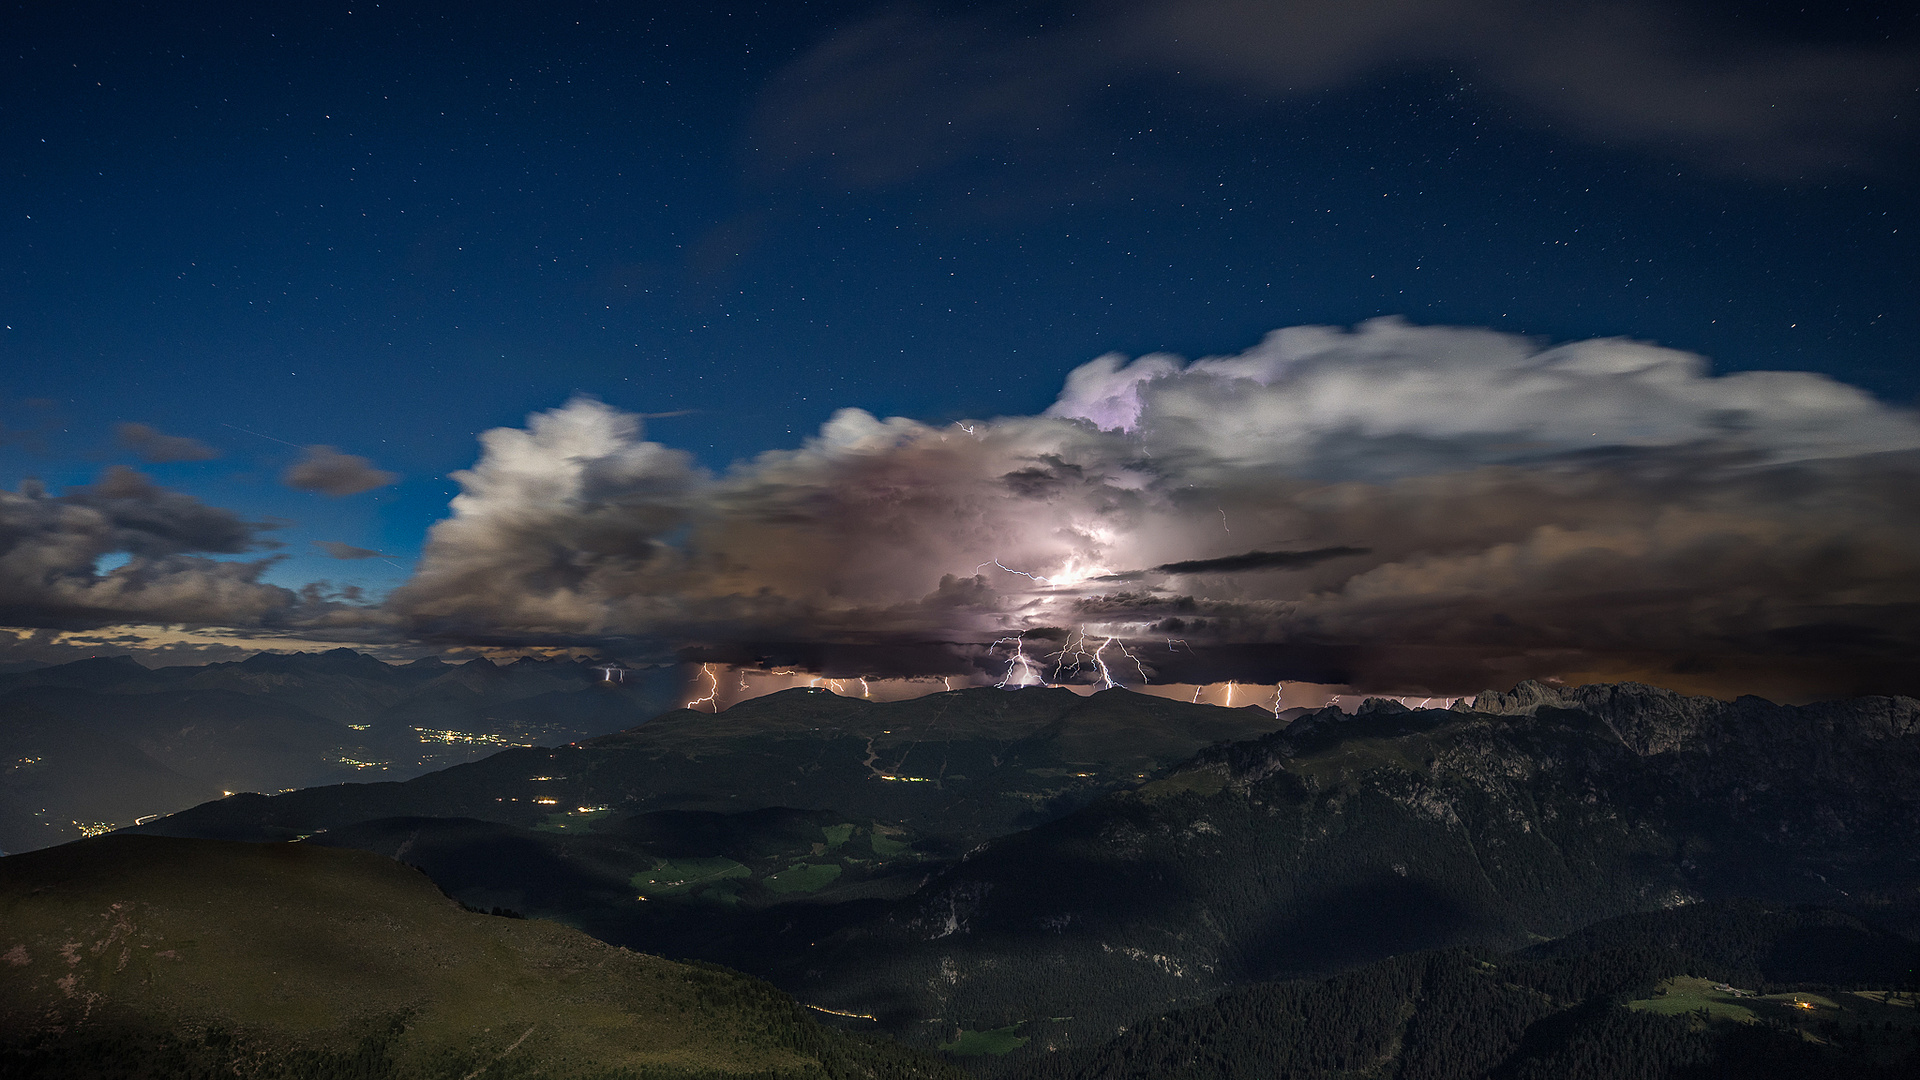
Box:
[1087,636,1117,689]
[1046,631,1149,690]
[992,635,1043,688]
[979,559,1054,586]
[687,663,720,713]
[860,677,872,699]
[1049,630,1091,682]
[1110,638,1151,683]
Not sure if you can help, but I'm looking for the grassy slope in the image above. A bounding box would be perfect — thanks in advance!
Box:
[0,834,960,1080]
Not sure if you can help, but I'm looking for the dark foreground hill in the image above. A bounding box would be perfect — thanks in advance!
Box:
[0,834,962,1080]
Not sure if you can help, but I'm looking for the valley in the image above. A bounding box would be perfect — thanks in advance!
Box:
[0,650,678,853]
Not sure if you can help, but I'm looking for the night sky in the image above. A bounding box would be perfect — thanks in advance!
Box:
[2,1,1916,701]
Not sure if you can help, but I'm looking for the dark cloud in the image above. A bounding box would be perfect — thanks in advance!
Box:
[312,540,384,560]
[114,422,219,463]
[282,446,400,496]
[1149,546,1371,575]
[385,323,1920,700]
[0,466,294,629]
[0,466,397,642]
[751,1,1920,183]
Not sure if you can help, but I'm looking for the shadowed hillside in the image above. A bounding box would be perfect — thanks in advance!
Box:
[0,834,963,1080]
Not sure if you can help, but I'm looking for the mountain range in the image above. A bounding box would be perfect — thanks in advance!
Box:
[5,661,1920,1077]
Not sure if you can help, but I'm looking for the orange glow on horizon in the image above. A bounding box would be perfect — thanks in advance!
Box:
[672,663,1462,716]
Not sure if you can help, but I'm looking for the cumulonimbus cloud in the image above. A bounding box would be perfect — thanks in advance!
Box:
[750,0,1919,183]
[388,319,1920,700]
[282,445,400,497]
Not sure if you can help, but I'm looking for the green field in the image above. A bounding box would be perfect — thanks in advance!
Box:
[1630,977,1764,1023]
[870,823,911,857]
[938,1023,1029,1056]
[764,862,843,893]
[1631,976,1920,1041]
[631,856,752,897]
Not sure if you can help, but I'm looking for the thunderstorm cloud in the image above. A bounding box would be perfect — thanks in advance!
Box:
[9,321,1914,700]
[383,319,1920,700]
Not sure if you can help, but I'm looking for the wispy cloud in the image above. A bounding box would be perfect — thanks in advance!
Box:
[114,422,219,463]
[749,1,1919,184]
[312,540,384,560]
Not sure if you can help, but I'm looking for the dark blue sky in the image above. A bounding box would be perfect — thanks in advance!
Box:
[3,0,1916,604]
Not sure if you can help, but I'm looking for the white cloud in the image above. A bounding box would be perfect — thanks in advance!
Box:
[1054,318,1920,476]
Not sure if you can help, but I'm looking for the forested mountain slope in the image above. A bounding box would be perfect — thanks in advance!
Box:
[627,686,1920,1062]
[1017,902,1920,1080]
